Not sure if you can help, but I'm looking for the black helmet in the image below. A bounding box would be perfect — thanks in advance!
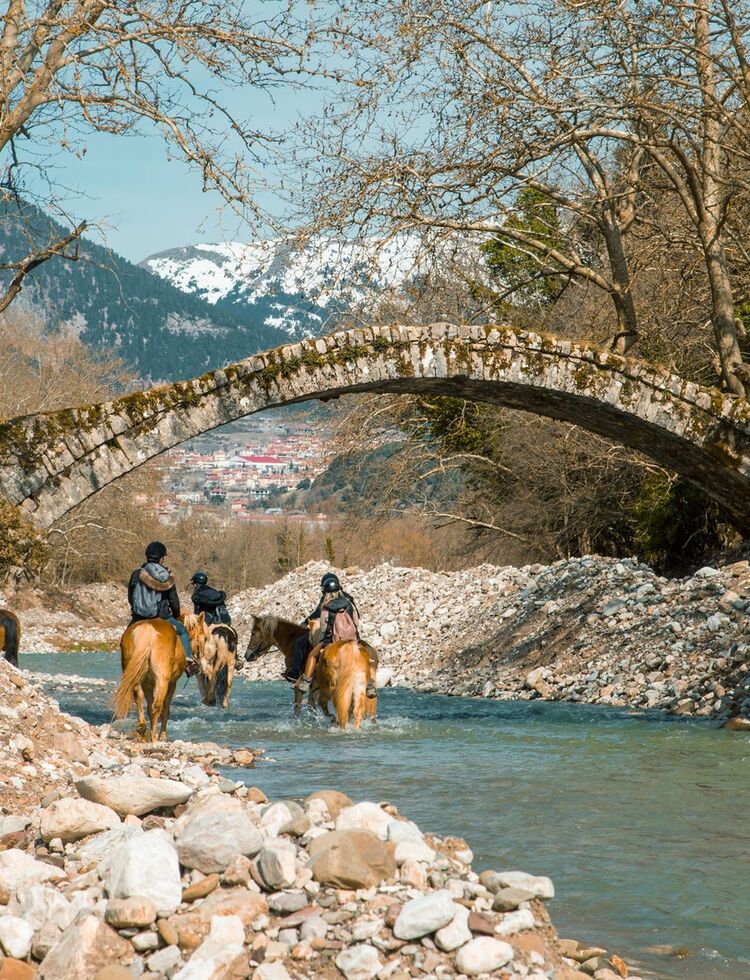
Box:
[321,573,340,594]
[191,571,208,586]
[145,540,167,561]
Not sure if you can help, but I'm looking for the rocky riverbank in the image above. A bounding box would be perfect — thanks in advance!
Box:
[0,661,637,980]
[5,553,750,722]
[230,557,750,724]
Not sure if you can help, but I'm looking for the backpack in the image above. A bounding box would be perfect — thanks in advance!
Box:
[214,603,232,625]
[328,597,358,642]
[131,562,170,619]
[131,578,161,619]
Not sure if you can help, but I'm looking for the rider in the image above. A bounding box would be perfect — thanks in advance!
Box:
[297,573,377,699]
[284,571,336,682]
[190,572,232,625]
[128,541,195,675]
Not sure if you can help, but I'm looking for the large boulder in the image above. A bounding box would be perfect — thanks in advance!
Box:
[76,775,192,817]
[490,871,554,900]
[335,943,382,980]
[0,916,34,959]
[8,884,74,933]
[102,829,181,916]
[393,891,456,940]
[175,795,262,873]
[40,798,120,843]
[38,915,133,979]
[335,802,394,840]
[307,830,396,889]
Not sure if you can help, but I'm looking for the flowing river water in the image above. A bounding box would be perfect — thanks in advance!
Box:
[28,652,750,980]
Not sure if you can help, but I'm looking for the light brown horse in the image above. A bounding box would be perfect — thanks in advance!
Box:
[0,609,21,668]
[316,640,375,729]
[113,620,186,741]
[188,616,238,709]
[244,614,313,716]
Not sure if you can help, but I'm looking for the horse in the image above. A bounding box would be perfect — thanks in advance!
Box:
[113,619,186,741]
[315,640,376,729]
[187,615,238,709]
[0,610,21,668]
[244,614,313,716]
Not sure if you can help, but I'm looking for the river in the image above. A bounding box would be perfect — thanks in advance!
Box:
[28,652,750,980]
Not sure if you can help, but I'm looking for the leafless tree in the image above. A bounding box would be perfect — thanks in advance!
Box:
[0,0,331,308]
[294,0,750,395]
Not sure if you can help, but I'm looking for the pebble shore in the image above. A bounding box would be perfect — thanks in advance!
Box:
[0,661,638,980]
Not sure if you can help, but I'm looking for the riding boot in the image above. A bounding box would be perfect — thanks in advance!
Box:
[298,643,322,692]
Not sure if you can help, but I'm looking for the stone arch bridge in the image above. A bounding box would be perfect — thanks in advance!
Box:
[1,322,750,531]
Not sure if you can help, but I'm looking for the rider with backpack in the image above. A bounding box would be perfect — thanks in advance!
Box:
[284,571,336,682]
[128,541,195,674]
[298,573,377,699]
[190,572,232,625]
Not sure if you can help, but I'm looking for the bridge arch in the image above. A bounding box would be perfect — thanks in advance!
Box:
[1,322,749,530]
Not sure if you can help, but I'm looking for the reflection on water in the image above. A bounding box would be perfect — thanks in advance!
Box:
[30,652,750,980]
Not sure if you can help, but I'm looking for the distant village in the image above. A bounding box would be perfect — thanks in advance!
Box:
[136,414,332,526]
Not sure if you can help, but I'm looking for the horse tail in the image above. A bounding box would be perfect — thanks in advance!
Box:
[113,628,151,720]
[1,613,20,667]
[335,643,367,729]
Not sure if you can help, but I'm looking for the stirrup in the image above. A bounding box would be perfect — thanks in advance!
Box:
[298,675,312,693]
[366,681,377,699]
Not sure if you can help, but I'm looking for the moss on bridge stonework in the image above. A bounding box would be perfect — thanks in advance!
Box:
[1,323,750,529]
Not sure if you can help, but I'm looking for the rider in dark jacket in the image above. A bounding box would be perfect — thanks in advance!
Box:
[285,572,335,681]
[128,541,194,670]
[190,572,231,625]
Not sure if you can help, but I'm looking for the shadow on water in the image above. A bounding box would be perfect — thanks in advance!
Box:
[29,652,750,980]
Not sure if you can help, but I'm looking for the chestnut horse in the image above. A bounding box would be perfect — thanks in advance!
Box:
[113,619,187,741]
[244,614,314,716]
[316,640,375,729]
[0,609,21,667]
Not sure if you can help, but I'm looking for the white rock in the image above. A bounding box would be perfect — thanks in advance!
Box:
[0,849,66,893]
[255,963,292,980]
[491,871,554,900]
[393,890,456,939]
[386,820,424,844]
[70,826,142,864]
[0,815,30,836]
[495,908,535,935]
[0,915,34,959]
[147,945,182,974]
[261,801,295,836]
[75,774,192,816]
[375,667,394,688]
[9,884,74,932]
[172,914,245,980]
[40,798,120,843]
[335,943,382,980]
[394,839,435,866]
[434,903,471,951]
[336,802,394,840]
[103,829,182,916]
[455,937,514,975]
[258,839,297,889]
[175,794,263,873]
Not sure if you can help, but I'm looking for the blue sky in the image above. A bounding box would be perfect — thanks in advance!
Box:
[43,83,308,264]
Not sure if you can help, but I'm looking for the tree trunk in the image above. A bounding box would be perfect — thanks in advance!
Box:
[704,233,748,396]
[601,214,639,354]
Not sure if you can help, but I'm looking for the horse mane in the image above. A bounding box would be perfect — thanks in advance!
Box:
[256,613,300,629]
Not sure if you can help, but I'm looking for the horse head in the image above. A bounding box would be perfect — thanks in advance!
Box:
[244,614,274,662]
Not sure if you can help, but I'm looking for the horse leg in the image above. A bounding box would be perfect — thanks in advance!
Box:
[294,684,304,718]
[160,679,177,740]
[222,659,234,709]
[352,689,366,730]
[134,685,148,738]
[150,672,169,743]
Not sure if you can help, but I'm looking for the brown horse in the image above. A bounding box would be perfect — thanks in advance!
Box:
[316,640,375,729]
[113,619,186,741]
[244,614,313,716]
[0,609,21,668]
[189,616,238,709]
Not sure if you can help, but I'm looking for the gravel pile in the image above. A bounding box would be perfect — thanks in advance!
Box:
[230,557,750,722]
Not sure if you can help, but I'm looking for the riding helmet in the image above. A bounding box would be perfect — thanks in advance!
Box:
[145,540,167,561]
[321,573,341,594]
[191,571,208,586]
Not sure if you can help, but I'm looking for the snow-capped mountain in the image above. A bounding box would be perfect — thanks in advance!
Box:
[140,234,478,341]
